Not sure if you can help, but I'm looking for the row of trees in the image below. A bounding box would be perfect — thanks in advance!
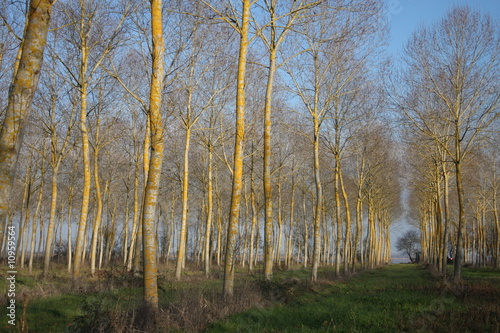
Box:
[392,7,500,280]
[1,1,498,306]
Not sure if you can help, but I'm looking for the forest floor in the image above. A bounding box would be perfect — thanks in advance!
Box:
[0,262,499,332]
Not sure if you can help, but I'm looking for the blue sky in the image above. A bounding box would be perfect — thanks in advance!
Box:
[385,0,500,56]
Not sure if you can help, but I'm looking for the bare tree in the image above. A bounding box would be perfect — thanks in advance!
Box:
[396,230,420,263]
[395,7,500,281]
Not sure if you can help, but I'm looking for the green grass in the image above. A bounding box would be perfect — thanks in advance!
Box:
[207,265,500,332]
[2,265,498,332]
[1,294,86,333]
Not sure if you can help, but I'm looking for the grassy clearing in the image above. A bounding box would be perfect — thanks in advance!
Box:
[1,264,499,332]
[207,265,500,333]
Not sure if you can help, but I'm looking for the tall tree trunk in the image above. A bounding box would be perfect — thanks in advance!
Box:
[134,117,151,273]
[29,162,45,273]
[43,166,59,277]
[90,144,102,276]
[176,125,192,280]
[73,13,92,277]
[142,0,164,308]
[127,150,141,271]
[223,0,251,298]
[334,156,342,276]
[263,48,277,282]
[249,153,258,272]
[493,180,500,269]
[204,146,213,276]
[286,180,296,268]
[339,166,351,274]
[311,115,323,282]
[453,159,466,282]
[441,162,450,272]
[0,0,53,234]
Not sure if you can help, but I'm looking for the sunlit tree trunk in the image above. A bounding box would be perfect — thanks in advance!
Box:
[176,123,192,280]
[73,1,92,277]
[249,152,258,272]
[134,118,150,273]
[43,165,59,276]
[263,43,277,283]
[142,0,165,308]
[90,122,103,276]
[333,156,342,276]
[18,165,32,269]
[127,122,142,271]
[223,0,251,298]
[203,145,213,276]
[29,160,45,273]
[311,109,323,282]
[339,166,351,274]
[0,0,53,235]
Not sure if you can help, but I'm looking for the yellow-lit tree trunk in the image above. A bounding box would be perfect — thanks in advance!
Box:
[249,152,258,272]
[223,0,251,299]
[43,165,59,277]
[90,143,102,277]
[142,0,164,308]
[339,167,351,274]
[134,118,150,273]
[263,47,276,282]
[333,156,342,276]
[203,145,214,276]
[175,124,192,280]
[0,0,53,233]
[127,118,143,271]
[73,37,91,278]
[311,114,323,282]
[29,159,45,273]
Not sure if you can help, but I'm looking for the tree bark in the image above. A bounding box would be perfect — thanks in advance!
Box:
[0,0,53,233]
[142,0,165,309]
[223,0,251,298]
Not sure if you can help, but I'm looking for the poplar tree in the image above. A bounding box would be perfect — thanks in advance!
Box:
[0,0,54,242]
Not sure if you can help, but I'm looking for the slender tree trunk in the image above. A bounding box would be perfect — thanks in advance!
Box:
[204,147,213,276]
[249,154,257,272]
[275,180,283,266]
[311,115,323,282]
[454,160,466,282]
[43,166,59,277]
[493,183,500,269]
[127,154,141,271]
[223,0,251,298]
[90,144,102,277]
[67,192,74,273]
[263,48,277,281]
[73,23,92,278]
[339,166,351,274]
[176,125,192,280]
[334,156,342,276]
[142,0,164,308]
[20,172,32,269]
[134,118,151,273]
[286,181,296,268]
[29,164,44,273]
[441,162,450,272]
[302,191,308,268]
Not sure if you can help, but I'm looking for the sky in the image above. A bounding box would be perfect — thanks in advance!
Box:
[385,0,500,56]
[385,0,500,259]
